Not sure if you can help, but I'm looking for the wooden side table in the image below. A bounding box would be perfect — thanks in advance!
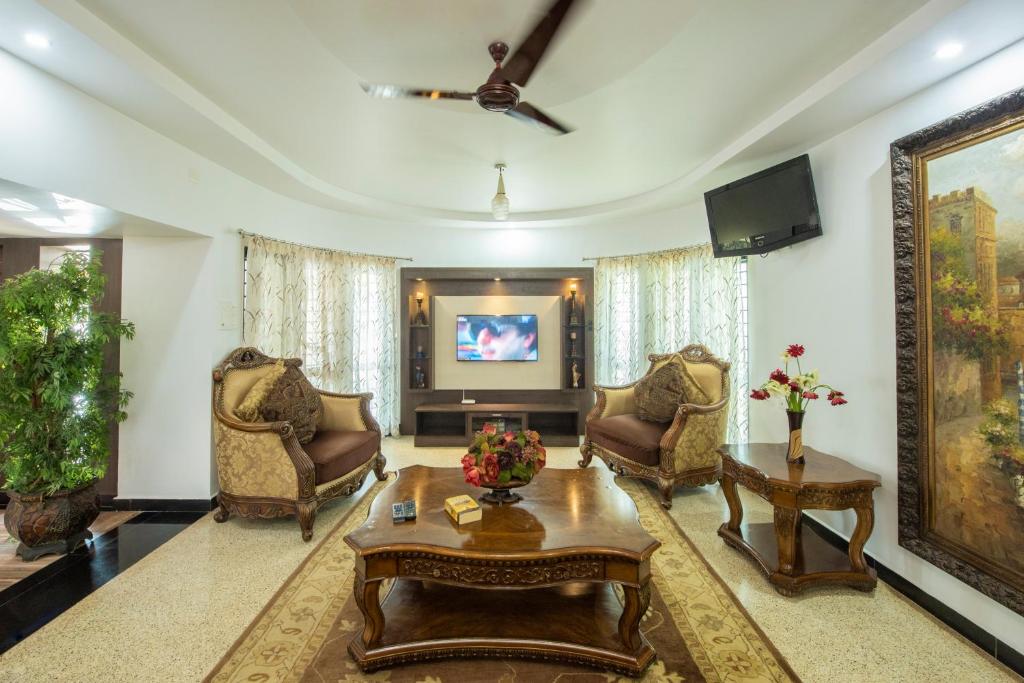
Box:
[717,443,881,596]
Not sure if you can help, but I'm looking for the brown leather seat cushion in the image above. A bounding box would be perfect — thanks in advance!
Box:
[302,430,379,484]
[587,414,669,467]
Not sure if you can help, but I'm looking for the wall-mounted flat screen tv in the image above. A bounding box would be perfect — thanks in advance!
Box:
[457,314,539,361]
[704,154,822,257]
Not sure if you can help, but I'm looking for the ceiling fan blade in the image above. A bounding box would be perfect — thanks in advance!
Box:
[361,83,475,101]
[505,101,573,135]
[502,0,579,87]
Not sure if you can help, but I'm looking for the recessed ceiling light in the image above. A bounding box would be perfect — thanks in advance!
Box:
[24,216,66,228]
[0,198,38,211]
[52,193,99,211]
[934,42,963,60]
[24,33,51,49]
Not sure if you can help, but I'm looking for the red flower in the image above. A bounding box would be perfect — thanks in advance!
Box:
[535,445,547,470]
[465,467,481,486]
[482,453,500,483]
[786,344,805,358]
[830,396,848,406]
[788,381,801,392]
[461,454,476,472]
[769,369,789,384]
[503,431,515,443]
[750,389,770,400]
[827,390,844,401]
[482,423,497,435]
[802,391,818,400]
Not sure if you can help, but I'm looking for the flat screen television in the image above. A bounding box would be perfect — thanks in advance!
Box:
[704,154,822,257]
[457,314,539,361]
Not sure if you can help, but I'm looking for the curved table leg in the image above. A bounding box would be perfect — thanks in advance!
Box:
[618,580,651,652]
[849,505,874,574]
[353,572,385,649]
[721,472,743,533]
[774,506,802,576]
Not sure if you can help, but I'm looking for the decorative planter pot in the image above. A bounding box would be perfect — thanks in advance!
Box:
[786,410,805,464]
[3,482,100,561]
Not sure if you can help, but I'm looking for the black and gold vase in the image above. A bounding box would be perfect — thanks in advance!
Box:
[786,410,805,464]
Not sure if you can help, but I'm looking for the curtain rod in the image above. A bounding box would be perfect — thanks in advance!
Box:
[237,229,413,261]
[581,242,711,261]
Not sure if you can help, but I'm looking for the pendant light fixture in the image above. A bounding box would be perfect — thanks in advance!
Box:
[491,163,510,221]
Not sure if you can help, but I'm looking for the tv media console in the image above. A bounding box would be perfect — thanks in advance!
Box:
[414,403,581,447]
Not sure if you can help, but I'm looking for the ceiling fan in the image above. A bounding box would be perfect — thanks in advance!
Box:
[361,0,579,135]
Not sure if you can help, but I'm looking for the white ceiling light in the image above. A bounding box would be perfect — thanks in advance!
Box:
[0,198,39,211]
[52,193,100,211]
[934,42,963,60]
[63,214,95,230]
[24,33,51,49]
[491,163,509,221]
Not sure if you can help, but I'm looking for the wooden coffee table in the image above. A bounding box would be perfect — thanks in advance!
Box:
[717,443,881,596]
[344,464,660,675]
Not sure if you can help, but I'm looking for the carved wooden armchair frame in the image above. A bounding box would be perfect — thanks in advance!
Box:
[579,344,730,509]
[211,347,386,540]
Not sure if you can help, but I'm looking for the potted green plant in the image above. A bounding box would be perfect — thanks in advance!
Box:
[0,251,134,560]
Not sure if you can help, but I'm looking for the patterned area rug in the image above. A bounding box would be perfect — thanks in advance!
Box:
[205,476,799,682]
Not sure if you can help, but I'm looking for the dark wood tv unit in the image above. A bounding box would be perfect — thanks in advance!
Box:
[414,402,581,447]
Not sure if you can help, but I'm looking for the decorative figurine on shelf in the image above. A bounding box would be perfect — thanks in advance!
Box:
[749,343,847,464]
[413,291,429,326]
[567,282,580,326]
[571,361,582,389]
[414,365,426,389]
[568,330,578,357]
[415,344,426,359]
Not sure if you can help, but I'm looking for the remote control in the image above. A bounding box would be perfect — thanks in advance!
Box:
[392,502,406,523]
[402,499,417,520]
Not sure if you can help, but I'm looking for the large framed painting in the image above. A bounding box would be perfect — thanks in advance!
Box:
[893,85,1024,615]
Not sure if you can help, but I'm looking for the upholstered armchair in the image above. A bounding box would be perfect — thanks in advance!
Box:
[579,344,730,509]
[212,347,386,541]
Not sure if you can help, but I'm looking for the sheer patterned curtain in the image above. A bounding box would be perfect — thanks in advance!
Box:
[594,244,748,442]
[241,234,399,435]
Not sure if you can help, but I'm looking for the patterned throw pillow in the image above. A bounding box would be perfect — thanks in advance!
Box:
[260,365,324,444]
[235,360,287,422]
[634,358,686,423]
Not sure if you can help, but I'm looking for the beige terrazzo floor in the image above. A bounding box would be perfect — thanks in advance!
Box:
[0,436,1018,682]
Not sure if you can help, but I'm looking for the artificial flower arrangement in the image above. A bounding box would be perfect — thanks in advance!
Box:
[750,344,847,463]
[461,424,546,489]
[750,344,847,411]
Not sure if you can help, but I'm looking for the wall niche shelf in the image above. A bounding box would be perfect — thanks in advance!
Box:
[400,268,594,441]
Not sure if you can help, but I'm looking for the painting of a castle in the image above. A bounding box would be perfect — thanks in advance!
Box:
[926,125,1024,585]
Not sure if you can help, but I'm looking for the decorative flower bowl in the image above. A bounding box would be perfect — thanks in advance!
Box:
[461,425,546,505]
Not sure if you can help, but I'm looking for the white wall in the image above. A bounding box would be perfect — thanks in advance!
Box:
[747,41,1024,651]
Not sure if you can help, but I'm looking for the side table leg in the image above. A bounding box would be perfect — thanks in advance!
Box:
[721,472,743,533]
[774,506,802,576]
[353,571,385,649]
[849,505,875,574]
[618,579,651,652]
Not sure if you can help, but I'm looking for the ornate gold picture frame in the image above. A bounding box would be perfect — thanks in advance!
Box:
[892,85,1024,616]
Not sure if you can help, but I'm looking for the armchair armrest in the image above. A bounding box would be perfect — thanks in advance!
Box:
[659,397,729,475]
[318,391,380,433]
[212,405,314,500]
[587,382,639,422]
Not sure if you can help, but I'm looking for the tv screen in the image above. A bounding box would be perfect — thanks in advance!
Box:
[457,314,539,361]
[704,154,822,257]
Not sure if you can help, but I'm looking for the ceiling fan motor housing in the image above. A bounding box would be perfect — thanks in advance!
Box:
[476,81,520,112]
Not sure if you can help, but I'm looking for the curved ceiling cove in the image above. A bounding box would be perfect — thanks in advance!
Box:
[14,0,1003,226]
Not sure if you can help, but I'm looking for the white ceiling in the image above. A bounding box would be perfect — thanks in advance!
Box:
[0,177,193,238]
[1,0,1023,227]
